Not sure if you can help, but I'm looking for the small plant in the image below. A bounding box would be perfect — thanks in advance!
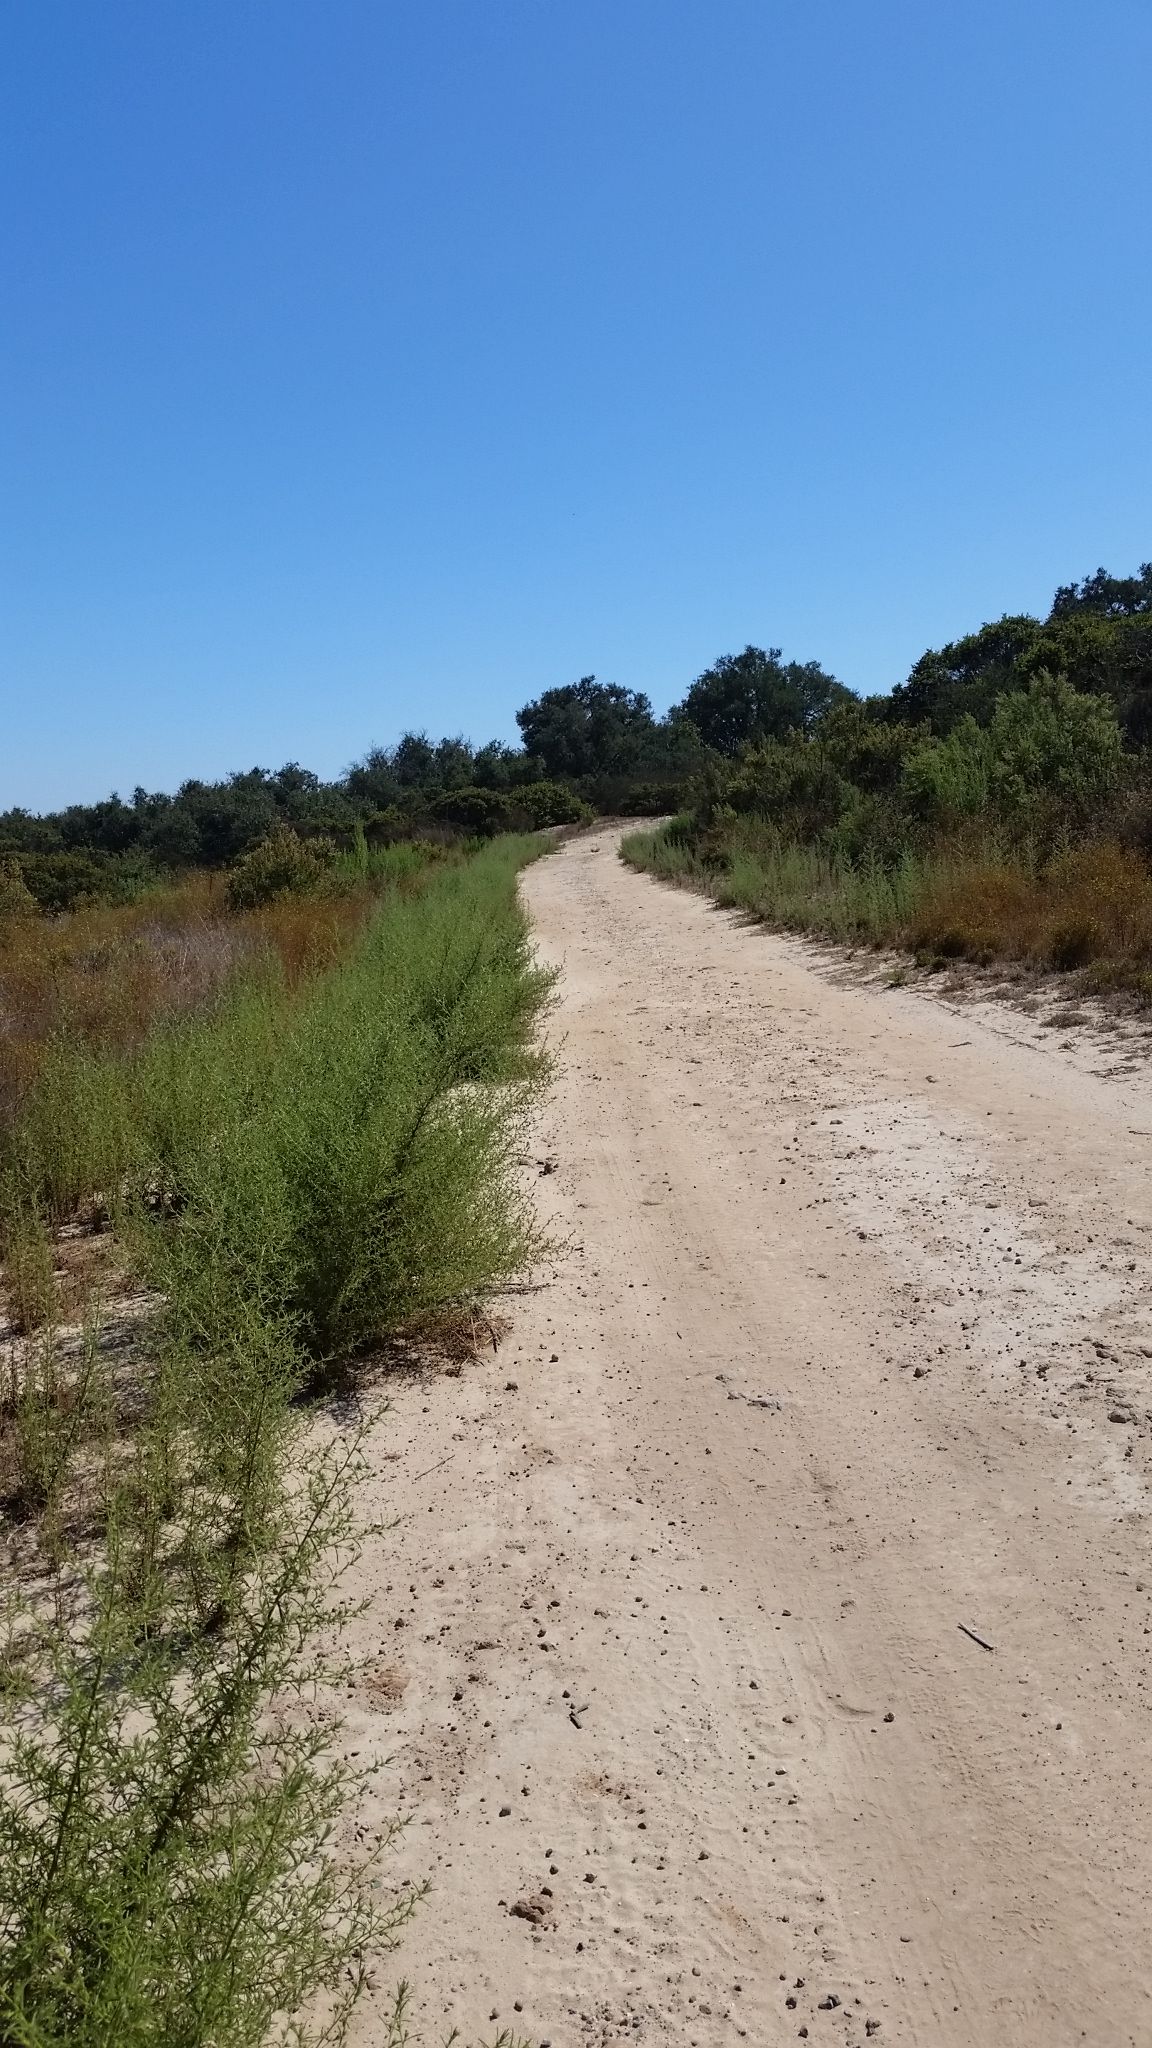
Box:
[1,1186,58,1334]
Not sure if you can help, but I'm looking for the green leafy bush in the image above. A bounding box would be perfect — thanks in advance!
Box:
[0,859,37,924]
[148,841,554,1368]
[426,786,514,836]
[508,780,593,828]
[226,827,338,910]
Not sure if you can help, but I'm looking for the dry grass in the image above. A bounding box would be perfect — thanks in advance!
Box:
[909,843,1152,986]
[0,873,384,1137]
[625,826,1152,998]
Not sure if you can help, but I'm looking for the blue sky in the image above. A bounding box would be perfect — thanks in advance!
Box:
[2,1,1149,809]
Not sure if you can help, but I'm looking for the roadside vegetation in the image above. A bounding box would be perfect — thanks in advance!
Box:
[0,833,551,2046]
[1,550,1149,2037]
[622,563,1152,995]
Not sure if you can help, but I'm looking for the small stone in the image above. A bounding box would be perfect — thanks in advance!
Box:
[1109,1407,1134,1423]
[883,1711,894,1723]
[499,1805,511,1817]
[504,1380,519,1391]
[818,1994,841,2009]
[509,1894,548,1926]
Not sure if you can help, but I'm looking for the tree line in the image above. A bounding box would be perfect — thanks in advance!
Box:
[3,559,1149,908]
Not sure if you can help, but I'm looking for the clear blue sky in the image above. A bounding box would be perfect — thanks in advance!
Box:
[2,1,1149,809]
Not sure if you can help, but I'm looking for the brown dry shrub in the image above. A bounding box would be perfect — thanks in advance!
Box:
[908,860,1042,963]
[907,841,1152,983]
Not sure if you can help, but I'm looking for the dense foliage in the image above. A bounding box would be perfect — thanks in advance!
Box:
[622,560,1152,993]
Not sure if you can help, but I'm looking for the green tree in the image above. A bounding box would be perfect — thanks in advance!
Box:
[673,646,850,755]
[902,672,1123,828]
[1050,563,1152,620]
[987,670,1122,813]
[389,732,443,787]
[515,678,658,778]
[887,616,1040,733]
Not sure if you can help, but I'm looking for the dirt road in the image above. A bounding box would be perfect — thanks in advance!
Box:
[344,828,1152,2048]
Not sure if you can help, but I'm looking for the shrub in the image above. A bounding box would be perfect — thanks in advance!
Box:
[615,781,681,817]
[426,786,514,836]
[13,850,155,913]
[146,842,553,1370]
[508,780,593,828]
[226,827,338,910]
[0,859,36,924]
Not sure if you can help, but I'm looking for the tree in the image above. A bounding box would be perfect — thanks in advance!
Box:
[886,616,1040,733]
[390,732,440,787]
[902,672,1123,828]
[672,646,850,755]
[1050,563,1152,620]
[515,678,657,779]
[430,736,477,790]
[986,670,1122,814]
[343,748,402,813]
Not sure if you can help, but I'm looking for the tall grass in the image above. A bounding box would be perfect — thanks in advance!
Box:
[622,817,1152,990]
[0,835,552,2045]
[0,844,447,1145]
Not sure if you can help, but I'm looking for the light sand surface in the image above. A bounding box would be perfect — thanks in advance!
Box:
[340,828,1152,2048]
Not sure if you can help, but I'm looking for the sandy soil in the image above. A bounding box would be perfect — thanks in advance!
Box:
[339,828,1152,2048]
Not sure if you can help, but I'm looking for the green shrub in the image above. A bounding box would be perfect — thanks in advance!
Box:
[426,786,514,836]
[0,859,37,924]
[226,827,338,910]
[12,850,155,913]
[147,842,553,1370]
[508,780,593,828]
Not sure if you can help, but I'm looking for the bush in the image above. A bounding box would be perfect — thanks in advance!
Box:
[508,780,593,828]
[149,841,553,1369]
[13,850,155,913]
[226,827,338,910]
[426,786,514,837]
[903,673,1123,839]
[0,859,36,924]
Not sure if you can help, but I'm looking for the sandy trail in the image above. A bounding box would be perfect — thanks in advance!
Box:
[342,828,1152,2048]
